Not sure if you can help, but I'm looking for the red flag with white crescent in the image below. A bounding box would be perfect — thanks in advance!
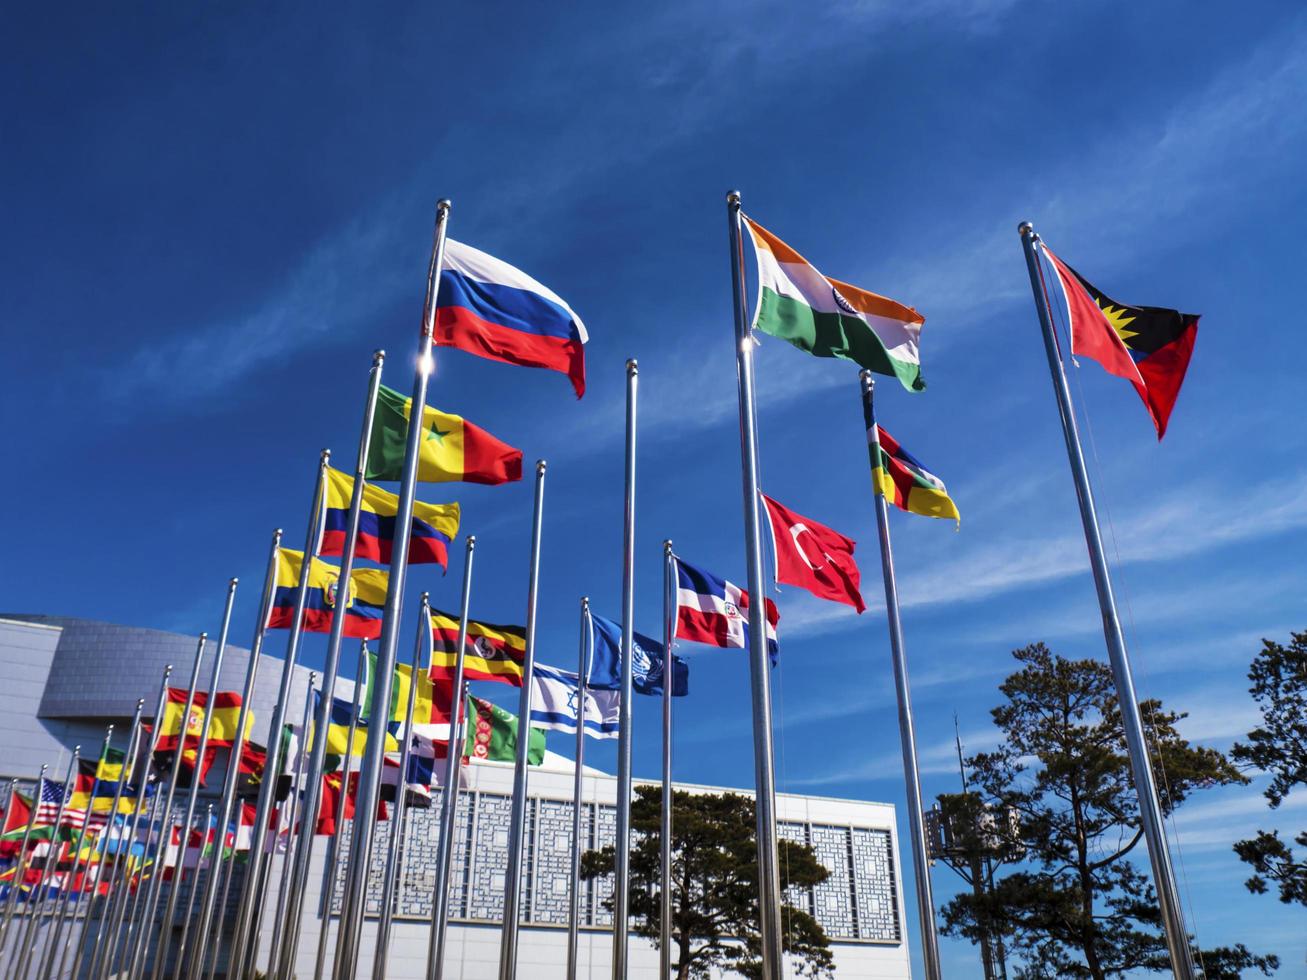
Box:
[760,493,865,613]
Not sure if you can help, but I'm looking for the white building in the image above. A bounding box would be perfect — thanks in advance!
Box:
[0,615,913,978]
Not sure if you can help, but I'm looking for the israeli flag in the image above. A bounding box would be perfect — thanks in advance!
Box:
[531,664,620,740]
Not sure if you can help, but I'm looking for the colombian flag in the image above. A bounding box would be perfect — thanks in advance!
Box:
[320,467,460,570]
[267,549,387,640]
[365,385,522,486]
[871,425,960,524]
[428,610,526,687]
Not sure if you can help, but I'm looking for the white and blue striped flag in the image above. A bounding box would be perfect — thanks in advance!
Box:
[530,665,619,740]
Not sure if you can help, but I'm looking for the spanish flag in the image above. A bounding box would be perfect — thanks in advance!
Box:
[365,385,522,485]
[872,425,960,524]
[429,609,526,687]
[153,688,252,751]
[319,467,460,570]
[267,549,387,639]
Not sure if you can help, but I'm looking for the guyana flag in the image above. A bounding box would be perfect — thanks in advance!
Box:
[1042,244,1199,439]
[743,216,925,391]
[428,610,526,687]
[465,697,545,765]
[871,424,960,524]
[366,384,522,485]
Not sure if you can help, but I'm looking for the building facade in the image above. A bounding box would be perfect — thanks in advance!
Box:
[0,616,913,978]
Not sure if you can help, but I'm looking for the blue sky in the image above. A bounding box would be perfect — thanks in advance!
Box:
[4,1,1306,974]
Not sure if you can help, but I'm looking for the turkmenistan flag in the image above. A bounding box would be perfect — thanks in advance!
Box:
[465,697,545,765]
[743,216,925,391]
[366,385,522,485]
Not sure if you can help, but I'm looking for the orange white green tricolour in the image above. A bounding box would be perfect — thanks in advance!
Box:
[744,215,925,391]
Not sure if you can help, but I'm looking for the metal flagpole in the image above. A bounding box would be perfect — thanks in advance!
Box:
[335,197,452,980]
[566,598,589,980]
[264,674,317,975]
[111,766,167,980]
[611,359,638,980]
[374,598,427,980]
[153,578,239,980]
[39,726,113,979]
[427,536,475,980]
[11,748,79,979]
[725,189,785,980]
[69,703,144,980]
[229,449,332,975]
[660,542,675,978]
[278,351,388,980]
[314,640,368,980]
[1018,221,1197,980]
[497,459,548,980]
[0,763,46,951]
[860,372,943,980]
[128,632,209,980]
[185,528,283,980]
[170,804,209,980]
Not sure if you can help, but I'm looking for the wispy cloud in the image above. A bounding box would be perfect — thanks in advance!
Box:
[771,471,1307,641]
[786,726,1004,788]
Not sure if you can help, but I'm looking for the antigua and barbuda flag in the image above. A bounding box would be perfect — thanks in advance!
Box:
[319,467,459,570]
[530,664,621,739]
[674,558,779,664]
[1041,243,1199,439]
[743,215,925,392]
[436,239,588,398]
[760,494,865,613]
[267,548,387,639]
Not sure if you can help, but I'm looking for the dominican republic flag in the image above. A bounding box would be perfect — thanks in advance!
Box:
[436,239,588,398]
[674,558,779,664]
[530,664,621,739]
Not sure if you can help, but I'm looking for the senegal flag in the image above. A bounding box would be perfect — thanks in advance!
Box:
[743,216,924,391]
[872,424,959,524]
[366,385,522,485]
[465,697,545,764]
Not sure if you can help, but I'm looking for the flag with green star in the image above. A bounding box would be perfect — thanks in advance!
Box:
[365,385,524,485]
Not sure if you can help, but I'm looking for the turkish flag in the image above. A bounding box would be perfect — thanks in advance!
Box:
[761,494,865,613]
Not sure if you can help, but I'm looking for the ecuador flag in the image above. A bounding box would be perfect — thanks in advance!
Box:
[365,385,522,485]
[429,610,526,687]
[871,425,959,524]
[267,549,387,640]
[320,467,460,569]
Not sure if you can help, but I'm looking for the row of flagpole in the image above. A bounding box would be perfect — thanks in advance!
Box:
[0,193,1200,980]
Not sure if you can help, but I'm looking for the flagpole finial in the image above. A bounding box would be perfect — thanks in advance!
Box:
[137,699,145,709]
[321,448,332,461]
[726,190,741,207]
[437,198,452,215]
[229,577,239,588]
[626,358,638,375]
[275,528,284,537]
[663,539,673,552]
[536,459,547,475]
[467,534,476,547]
[421,591,430,603]
[373,349,386,365]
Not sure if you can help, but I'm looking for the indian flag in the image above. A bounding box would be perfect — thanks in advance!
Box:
[744,216,925,391]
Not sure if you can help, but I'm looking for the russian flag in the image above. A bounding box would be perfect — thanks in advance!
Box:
[436,239,588,398]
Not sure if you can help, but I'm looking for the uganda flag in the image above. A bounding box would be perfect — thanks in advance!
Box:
[429,610,526,687]
[743,215,925,391]
[872,425,960,524]
[1042,244,1199,439]
[366,385,522,485]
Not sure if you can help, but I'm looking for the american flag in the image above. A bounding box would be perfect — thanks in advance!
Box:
[34,778,107,831]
